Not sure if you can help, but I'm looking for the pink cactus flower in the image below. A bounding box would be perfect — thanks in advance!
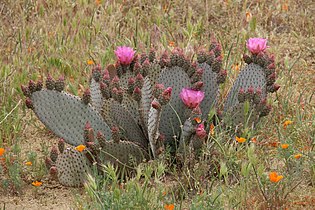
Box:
[196,123,207,139]
[114,46,136,65]
[180,88,205,109]
[246,38,268,54]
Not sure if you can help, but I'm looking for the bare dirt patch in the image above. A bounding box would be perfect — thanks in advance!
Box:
[0,115,83,209]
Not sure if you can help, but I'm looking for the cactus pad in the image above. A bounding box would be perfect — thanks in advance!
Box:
[31,89,111,145]
[198,62,219,117]
[110,101,147,148]
[224,63,267,112]
[55,147,91,187]
[90,78,103,112]
[158,66,191,143]
[99,140,149,169]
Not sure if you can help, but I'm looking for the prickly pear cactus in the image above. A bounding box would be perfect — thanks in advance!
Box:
[223,40,279,132]
[22,37,280,187]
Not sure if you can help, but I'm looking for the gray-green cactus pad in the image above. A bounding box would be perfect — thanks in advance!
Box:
[56,147,91,187]
[158,66,191,143]
[100,140,150,168]
[90,78,103,112]
[148,102,161,158]
[140,77,153,132]
[224,63,266,112]
[223,102,259,129]
[122,94,140,124]
[31,89,111,145]
[110,101,147,148]
[198,62,219,118]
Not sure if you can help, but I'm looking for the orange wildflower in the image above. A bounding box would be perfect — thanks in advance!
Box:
[269,172,284,183]
[232,63,240,72]
[164,204,175,210]
[236,136,246,143]
[294,154,302,159]
[251,137,257,143]
[194,117,201,124]
[75,145,86,152]
[0,148,5,156]
[282,2,289,11]
[269,141,279,147]
[283,120,293,129]
[162,191,167,196]
[246,11,252,22]
[87,60,94,65]
[168,41,175,47]
[281,144,289,149]
[95,0,101,5]
[25,161,33,166]
[32,181,43,187]
[210,123,215,135]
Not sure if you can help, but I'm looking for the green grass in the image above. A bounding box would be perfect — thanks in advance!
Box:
[0,0,314,209]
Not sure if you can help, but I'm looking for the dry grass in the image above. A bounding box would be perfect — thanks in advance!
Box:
[0,0,314,209]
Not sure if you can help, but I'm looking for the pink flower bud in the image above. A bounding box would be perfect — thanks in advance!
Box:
[151,100,161,110]
[196,123,207,139]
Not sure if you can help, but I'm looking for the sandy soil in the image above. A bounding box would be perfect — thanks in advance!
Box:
[0,115,83,210]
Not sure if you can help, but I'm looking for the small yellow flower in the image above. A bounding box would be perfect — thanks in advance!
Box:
[75,145,86,152]
[32,181,43,187]
[269,172,283,183]
[25,161,33,166]
[283,120,293,129]
[0,148,5,156]
[294,154,302,159]
[87,60,94,65]
[281,144,289,149]
[236,136,246,143]
[164,204,175,210]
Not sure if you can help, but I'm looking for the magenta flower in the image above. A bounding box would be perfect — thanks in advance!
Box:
[114,46,136,65]
[246,38,268,54]
[196,123,207,139]
[180,88,205,109]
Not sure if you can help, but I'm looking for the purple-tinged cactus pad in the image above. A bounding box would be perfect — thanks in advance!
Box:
[31,89,111,145]
[56,147,91,187]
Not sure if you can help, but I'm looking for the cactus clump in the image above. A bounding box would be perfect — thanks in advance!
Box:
[22,37,279,187]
